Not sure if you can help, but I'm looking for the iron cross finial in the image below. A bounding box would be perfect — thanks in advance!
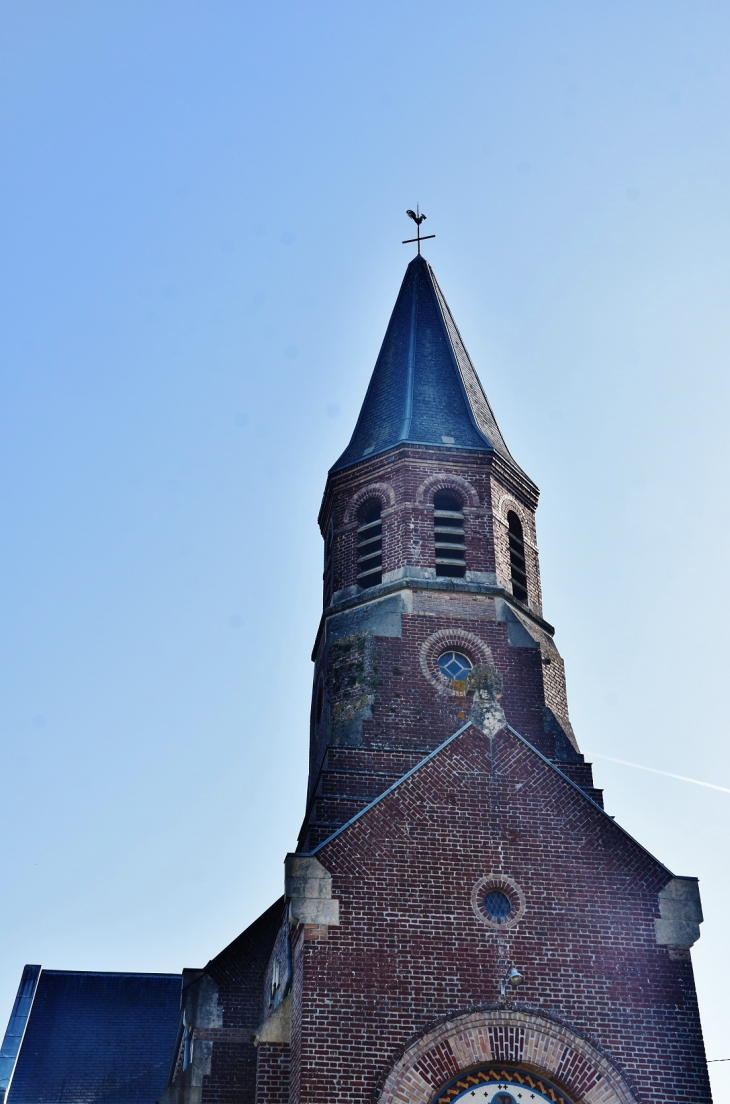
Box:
[402,204,436,255]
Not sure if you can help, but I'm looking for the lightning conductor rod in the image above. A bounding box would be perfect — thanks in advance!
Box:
[402,204,436,255]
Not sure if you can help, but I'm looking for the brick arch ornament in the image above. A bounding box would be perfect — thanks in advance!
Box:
[346,482,397,524]
[416,473,480,509]
[419,630,494,696]
[494,493,536,552]
[376,1009,637,1104]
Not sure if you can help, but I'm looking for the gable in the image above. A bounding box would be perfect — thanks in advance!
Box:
[314,722,668,881]
[312,724,675,990]
[158,897,285,1104]
[287,724,711,1102]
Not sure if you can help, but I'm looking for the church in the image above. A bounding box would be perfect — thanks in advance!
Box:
[0,244,712,1104]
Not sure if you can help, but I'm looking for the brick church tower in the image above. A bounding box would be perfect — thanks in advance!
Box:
[300,252,599,855]
[160,251,711,1104]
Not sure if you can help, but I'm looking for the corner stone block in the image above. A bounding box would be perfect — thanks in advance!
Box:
[289,897,340,925]
[284,855,332,899]
[255,993,292,1045]
[181,972,223,1030]
[285,854,340,927]
[655,876,703,948]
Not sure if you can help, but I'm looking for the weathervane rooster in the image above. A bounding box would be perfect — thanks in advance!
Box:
[402,204,435,254]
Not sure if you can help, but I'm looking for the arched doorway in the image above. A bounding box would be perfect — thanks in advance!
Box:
[377,1010,637,1104]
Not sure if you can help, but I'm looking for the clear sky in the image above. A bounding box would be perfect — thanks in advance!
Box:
[2,1,730,1093]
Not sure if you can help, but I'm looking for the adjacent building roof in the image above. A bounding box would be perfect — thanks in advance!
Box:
[331,254,523,474]
[0,967,40,1104]
[1,968,181,1104]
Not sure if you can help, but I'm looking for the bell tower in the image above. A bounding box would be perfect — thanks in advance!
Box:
[299,254,600,851]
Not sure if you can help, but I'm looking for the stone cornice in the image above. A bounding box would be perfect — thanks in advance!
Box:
[311,576,554,660]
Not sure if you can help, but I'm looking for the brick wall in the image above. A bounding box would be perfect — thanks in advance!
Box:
[254,1044,290,1104]
[299,440,595,850]
[291,725,710,1104]
[321,446,528,600]
[302,596,591,849]
[164,900,282,1104]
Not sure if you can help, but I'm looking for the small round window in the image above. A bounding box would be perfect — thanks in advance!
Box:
[471,875,525,929]
[483,890,511,922]
[437,650,473,682]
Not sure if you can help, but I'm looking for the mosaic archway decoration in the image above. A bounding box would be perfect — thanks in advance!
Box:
[376,1010,637,1104]
[434,1065,571,1104]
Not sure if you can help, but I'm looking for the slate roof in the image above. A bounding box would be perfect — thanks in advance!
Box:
[2,968,181,1104]
[0,966,40,1104]
[332,254,523,474]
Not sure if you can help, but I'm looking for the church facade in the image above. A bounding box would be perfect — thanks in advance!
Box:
[2,253,712,1104]
[161,254,711,1104]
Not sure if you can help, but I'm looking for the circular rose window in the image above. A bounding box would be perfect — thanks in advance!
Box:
[483,890,511,923]
[437,650,472,682]
[471,875,525,929]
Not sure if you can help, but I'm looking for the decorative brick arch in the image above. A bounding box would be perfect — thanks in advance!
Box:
[494,493,536,552]
[419,629,494,695]
[376,1009,637,1104]
[346,482,396,524]
[416,473,480,509]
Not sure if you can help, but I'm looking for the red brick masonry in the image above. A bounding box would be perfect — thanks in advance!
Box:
[291,725,709,1104]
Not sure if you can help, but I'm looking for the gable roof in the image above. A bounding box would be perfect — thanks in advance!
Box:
[0,967,39,1104]
[204,896,285,991]
[306,721,673,878]
[331,255,528,479]
[3,969,181,1104]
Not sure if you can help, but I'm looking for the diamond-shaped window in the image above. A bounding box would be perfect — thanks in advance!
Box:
[437,650,473,682]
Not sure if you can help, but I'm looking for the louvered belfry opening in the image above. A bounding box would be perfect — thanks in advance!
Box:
[357,500,383,588]
[434,492,466,578]
[507,510,528,602]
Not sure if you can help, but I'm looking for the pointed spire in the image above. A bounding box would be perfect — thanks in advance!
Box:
[332,255,523,475]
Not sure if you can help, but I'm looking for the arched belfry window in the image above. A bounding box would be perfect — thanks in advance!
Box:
[357,500,383,589]
[323,524,333,604]
[507,511,528,602]
[434,492,466,578]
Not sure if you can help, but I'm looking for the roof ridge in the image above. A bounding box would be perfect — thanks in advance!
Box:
[426,260,517,466]
[39,970,182,978]
[504,724,673,876]
[308,721,474,853]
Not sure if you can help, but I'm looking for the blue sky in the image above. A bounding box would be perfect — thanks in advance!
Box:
[2,1,730,1092]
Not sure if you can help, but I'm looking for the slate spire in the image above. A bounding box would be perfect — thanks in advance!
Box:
[332,254,522,474]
